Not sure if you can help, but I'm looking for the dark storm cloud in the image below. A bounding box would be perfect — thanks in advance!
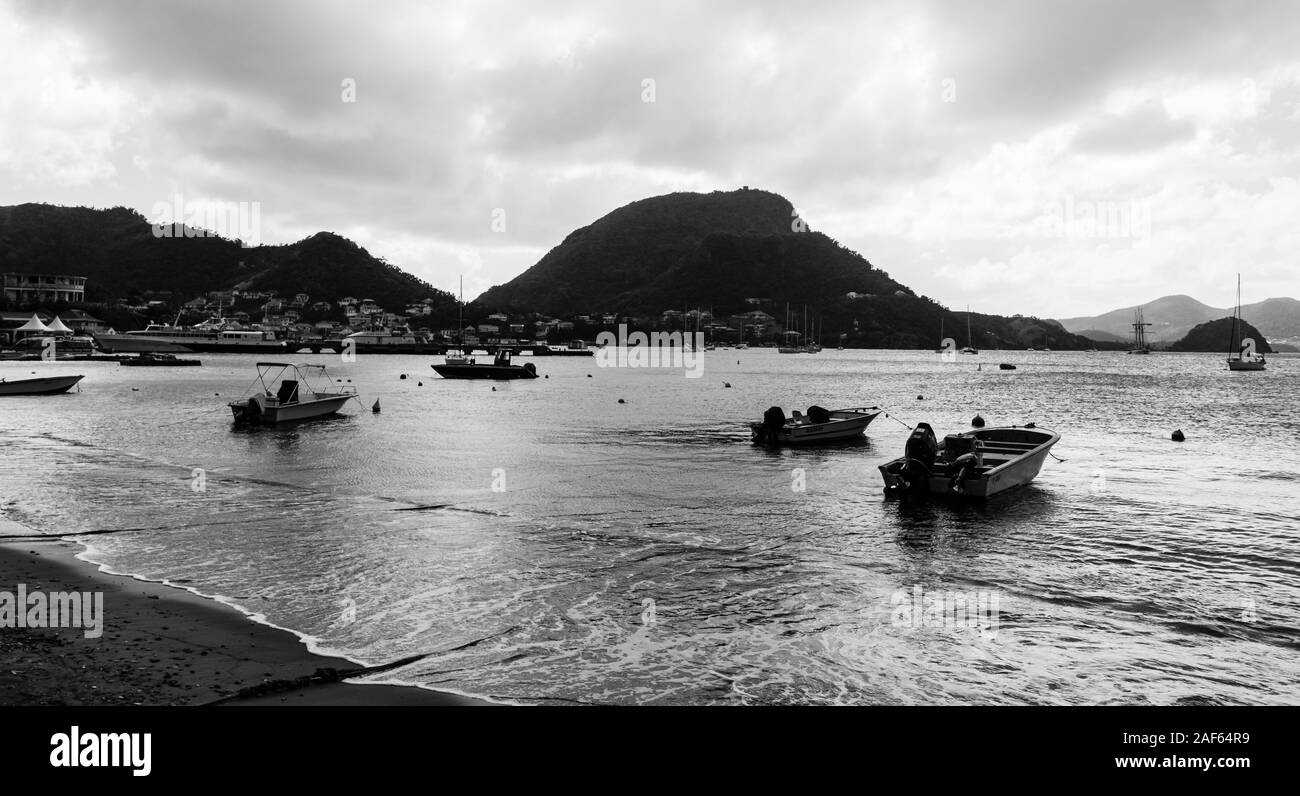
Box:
[3,0,1299,311]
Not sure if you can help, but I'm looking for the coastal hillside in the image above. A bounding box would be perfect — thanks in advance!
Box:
[475,188,1100,349]
[477,189,808,314]
[0,203,453,312]
[1169,317,1274,353]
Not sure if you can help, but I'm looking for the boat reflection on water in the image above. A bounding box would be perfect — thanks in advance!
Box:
[885,486,1063,554]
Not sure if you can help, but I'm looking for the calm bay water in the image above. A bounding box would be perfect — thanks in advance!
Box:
[2,349,1297,704]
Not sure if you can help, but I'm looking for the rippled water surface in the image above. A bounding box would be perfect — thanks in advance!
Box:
[2,350,1297,704]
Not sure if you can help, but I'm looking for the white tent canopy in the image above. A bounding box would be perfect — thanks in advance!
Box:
[46,316,73,333]
[15,314,49,332]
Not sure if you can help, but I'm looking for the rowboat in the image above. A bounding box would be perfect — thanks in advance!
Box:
[751,406,881,445]
[228,362,358,424]
[432,348,539,380]
[879,423,1059,498]
[0,374,84,395]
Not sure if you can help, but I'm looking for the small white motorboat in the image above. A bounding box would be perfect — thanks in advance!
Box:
[751,406,881,445]
[879,423,1059,498]
[0,374,84,395]
[229,362,358,424]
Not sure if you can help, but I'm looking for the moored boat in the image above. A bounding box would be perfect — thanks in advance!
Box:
[1128,307,1152,354]
[342,324,440,354]
[879,423,1059,498]
[751,406,881,445]
[100,321,286,354]
[120,353,202,367]
[0,374,84,395]
[1226,274,1266,371]
[228,362,358,424]
[432,348,539,380]
[534,340,594,356]
[960,306,979,354]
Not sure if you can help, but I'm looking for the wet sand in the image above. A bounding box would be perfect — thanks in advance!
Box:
[0,539,490,706]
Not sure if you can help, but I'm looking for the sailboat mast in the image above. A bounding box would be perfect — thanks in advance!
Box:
[1229,273,1241,356]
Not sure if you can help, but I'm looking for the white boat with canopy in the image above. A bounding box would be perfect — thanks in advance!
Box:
[228,362,359,424]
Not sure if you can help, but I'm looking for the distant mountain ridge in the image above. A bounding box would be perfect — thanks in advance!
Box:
[1060,294,1300,346]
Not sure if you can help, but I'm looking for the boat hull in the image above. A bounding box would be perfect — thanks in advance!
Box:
[97,334,285,354]
[344,343,443,355]
[0,375,84,395]
[1227,359,1265,371]
[751,409,880,445]
[879,426,1059,499]
[121,357,201,367]
[432,364,538,380]
[532,345,594,356]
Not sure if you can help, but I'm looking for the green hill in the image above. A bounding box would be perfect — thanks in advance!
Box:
[0,204,455,315]
[1170,317,1274,353]
[475,188,1100,349]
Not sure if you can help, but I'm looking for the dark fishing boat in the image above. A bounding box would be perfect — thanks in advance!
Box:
[432,348,539,380]
[120,353,202,367]
[0,374,84,395]
[879,423,1059,498]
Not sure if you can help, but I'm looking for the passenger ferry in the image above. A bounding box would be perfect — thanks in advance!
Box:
[97,322,286,353]
[342,324,439,354]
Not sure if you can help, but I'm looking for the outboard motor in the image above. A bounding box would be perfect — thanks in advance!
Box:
[897,422,938,492]
[523,362,537,376]
[755,406,787,444]
[905,423,938,469]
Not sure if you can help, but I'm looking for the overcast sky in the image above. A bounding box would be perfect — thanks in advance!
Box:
[2,0,1297,316]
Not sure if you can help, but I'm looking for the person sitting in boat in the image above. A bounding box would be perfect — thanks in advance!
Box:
[947,437,985,495]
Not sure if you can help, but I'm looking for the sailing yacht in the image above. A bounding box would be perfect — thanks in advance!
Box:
[1127,307,1152,354]
[805,310,822,353]
[1227,274,1266,371]
[444,277,470,365]
[960,306,979,354]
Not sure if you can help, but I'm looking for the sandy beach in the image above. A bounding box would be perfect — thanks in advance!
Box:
[0,539,489,706]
